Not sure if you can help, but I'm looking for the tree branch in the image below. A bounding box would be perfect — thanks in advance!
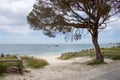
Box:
[69,5,85,21]
[63,22,89,28]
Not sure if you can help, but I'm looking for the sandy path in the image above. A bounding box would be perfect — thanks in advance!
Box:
[1,55,120,80]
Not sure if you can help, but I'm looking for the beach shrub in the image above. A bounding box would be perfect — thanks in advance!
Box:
[87,59,105,65]
[0,55,20,76]
[0,63,6,75]
[58,55,72,60]
[0,55,17,60]
[0,53,5,57]
[58,46,120,61]
[22,56,49,68]
[112,55,120,60]
[6,55,17,59]
[58,52,85,60]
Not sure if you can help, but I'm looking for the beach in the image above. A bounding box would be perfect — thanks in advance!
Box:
[1,55,120,80]
[0,0,120,79]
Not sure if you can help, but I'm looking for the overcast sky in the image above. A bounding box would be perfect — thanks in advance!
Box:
[0,0,120,44]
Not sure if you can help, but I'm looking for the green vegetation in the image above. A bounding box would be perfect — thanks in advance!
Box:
[0,55,19,76]
[0,63,6,75]
[0,55,49,76]
[0,55,17,60]
[87,59,106,65]
[111,55,120,60]
[58,55,73,60]
[58,52,85,60]
[21,56,49,68]
[0,55,19,67]
[58,46,120,61]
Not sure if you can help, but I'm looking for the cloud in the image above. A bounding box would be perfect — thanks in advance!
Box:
[0,25,33,36]
[0,0,35,14]
[0,0,35,36]
[0,0,119,44]
[100,17,120,35]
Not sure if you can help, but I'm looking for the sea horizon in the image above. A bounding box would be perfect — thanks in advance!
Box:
[0,44,118,56]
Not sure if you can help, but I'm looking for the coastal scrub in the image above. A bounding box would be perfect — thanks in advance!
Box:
[58,46,120,61]
[0,63,6,75]
[22,56,49,68]
[86,59,106,65]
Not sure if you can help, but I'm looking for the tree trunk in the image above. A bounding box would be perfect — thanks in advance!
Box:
[92,31,104,62]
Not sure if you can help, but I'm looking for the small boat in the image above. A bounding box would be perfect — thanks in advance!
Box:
[48,44,59,47]
[55,45,59,47]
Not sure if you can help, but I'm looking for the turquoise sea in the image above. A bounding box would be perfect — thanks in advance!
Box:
[0,44,118,56]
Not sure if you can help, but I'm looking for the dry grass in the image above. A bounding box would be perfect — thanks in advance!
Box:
[58,46,120,60]
[21,56,49,68]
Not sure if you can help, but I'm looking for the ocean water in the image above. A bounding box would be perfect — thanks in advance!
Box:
[0,44,117,56]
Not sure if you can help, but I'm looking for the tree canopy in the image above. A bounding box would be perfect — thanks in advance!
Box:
[112,0,120,15]
[27,0,120,61]
[27,0,113,39]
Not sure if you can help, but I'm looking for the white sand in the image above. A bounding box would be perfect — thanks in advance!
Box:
[1,55,120,80]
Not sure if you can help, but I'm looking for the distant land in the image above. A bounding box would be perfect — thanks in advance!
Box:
[109,42,120,45]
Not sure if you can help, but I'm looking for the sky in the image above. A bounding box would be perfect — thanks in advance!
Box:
[0,0,120,44]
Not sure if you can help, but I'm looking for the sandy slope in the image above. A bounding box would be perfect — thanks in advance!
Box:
[1,55,120,80]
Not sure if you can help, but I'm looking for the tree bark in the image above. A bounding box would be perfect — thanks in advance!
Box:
[92,30,104,62]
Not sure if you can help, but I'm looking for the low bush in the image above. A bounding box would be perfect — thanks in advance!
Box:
[87,59,106,65]
[0,63,6,75]
[58,55,72,60]
[0,55,17,60]
[22,56,49,68]
[112,55,120,60]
